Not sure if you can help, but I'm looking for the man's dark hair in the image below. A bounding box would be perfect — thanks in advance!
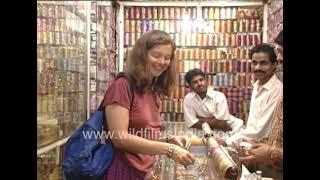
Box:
[274,30,283,46]
[249,43,277,64]
[185,68,206,85]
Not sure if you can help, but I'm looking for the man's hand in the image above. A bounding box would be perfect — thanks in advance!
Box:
[197,117,212,122]
[239,143,272,165]
[197,116,232,131]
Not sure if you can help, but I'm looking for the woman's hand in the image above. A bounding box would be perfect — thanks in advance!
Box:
[168,136,191,149]
[171,145,195,166]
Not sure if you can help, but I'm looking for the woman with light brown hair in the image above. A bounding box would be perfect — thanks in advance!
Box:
[103,30,195,179]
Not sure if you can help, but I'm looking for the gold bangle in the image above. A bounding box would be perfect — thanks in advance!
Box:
[167,145,176,158]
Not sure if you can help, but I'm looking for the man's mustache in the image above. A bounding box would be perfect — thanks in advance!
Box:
[254,70,264,73]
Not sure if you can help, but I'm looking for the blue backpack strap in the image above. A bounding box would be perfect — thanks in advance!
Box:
[114,72,135,110]
[98,72,134,110]
[63,73,134,179]
[99,72,135,130]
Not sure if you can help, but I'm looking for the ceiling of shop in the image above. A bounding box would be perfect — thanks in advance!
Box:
[117,0,266,1]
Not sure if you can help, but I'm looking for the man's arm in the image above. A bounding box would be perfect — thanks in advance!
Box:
[191,117,232,131]
[189,121,204,129]
[202,92,232,131]
[183,93,232,131]
[226,92,282,146]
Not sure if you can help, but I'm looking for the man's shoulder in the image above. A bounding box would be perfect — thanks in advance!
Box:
[276,78,283,87]
[271,74,283,87]
[272,78,283,93]
[184,92,195,101]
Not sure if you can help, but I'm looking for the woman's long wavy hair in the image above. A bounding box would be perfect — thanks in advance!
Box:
[125,30,176,96]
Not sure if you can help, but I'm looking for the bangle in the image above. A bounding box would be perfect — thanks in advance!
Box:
[204,132,214,139]
[201,138,207,146]
[167,145,176,158]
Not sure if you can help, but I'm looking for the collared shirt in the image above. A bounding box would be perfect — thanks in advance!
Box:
[226,74,283,146]
[183,87,243,135]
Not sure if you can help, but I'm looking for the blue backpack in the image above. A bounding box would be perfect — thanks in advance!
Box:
[63,74,134,180]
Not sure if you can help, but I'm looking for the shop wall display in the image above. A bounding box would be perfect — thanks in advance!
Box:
[267,0,282,43]
[37,1,88,148]
[37,146,63,180]
[122,4,264,124]
[267,0,283,82]
[37,1,281,179]
[37,1,117,180]
[89,2,118,114]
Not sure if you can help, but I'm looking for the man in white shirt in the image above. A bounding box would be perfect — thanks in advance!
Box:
[221,43,283,147]
[238,32,284,180]
[183,68,244,136]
